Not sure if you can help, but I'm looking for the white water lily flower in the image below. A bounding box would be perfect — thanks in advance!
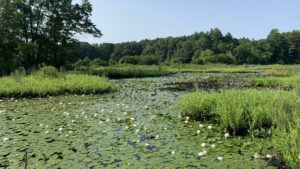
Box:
[106,119,110,123]
[211,144,216,148]
[40,123,44,127]
[58,128,64,132]
[208,125,213,129]
[145,143,150,147]
[123,112,127,115]
[217,156,224,161]
[201,143,206,147]
[63,112,69,116]
[171,151,175,155]
[135,129,140,133]
[101,109,105,112]
[117,118,121,121]
[266,154,272,159]
[184,120,189,124]
[0,110,6,113]
[99,121,103,124]
[164,127,167,130]
[81,112,85,115]
[130,117,135,121]
[178,115,182,118]
[126,106,129,109]
[224,133,230,138]
[186,116,190,120]
[125,126,129,130]
[199,124,204,128]
[72,120,76,123]
[65,135,69,137]
[198,151,206,157]
[254,153,260,159]
[132,124,137,127]
[3,138,9,142]
[68,131,73,135]
[93,114,98,118]
[155,135,160,140]
[45,131,50,134]
[145,106,148,109]
[197,130,201,134]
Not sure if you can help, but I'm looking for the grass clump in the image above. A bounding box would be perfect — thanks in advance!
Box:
[272,119,300,168]
[178,88,300,168]
[178,89,300,135]
[0,73,116,98]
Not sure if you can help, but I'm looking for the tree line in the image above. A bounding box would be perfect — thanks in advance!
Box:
[76,28,300,66]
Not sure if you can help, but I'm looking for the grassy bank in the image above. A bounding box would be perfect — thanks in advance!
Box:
[178,89,300,168]
[0,74,116,98]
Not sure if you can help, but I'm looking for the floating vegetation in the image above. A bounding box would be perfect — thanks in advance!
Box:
[0,73,277,168]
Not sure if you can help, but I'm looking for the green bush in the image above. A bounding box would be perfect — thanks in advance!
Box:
[119,55,159,65]
[37,66,59,78]
[204,53,235,64]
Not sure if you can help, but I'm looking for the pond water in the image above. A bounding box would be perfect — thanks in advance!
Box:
[0,73,276,168]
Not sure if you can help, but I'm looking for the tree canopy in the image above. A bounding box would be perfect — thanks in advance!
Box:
[0,0,101,75]
[75,29,300,66]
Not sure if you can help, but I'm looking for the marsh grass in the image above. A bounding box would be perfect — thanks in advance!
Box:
[178,89,300,135]
[249,74,300,89]
[178,88,300,168]
[0,74,116,98]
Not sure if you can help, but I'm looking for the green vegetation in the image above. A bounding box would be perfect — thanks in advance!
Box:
[0,0,101,76]
[0,73,276,169]
[249,65,300,89]
[178,89,299,134]
[178,89,300,168]
[74,29,300,69]
[0,67,116,97]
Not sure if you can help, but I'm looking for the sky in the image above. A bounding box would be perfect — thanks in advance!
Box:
[74,0,300,44]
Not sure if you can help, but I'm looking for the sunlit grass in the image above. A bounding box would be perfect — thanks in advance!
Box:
[178,89,300,135]
[0,74,116,97]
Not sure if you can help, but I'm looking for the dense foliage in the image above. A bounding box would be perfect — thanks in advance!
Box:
[76,28,300,66]
[0,0,101,76]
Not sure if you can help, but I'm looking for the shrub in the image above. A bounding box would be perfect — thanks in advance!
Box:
[37,66,59,78]
[204,53,235,64]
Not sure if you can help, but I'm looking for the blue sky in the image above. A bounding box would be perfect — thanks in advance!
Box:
[74,0,300,44]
